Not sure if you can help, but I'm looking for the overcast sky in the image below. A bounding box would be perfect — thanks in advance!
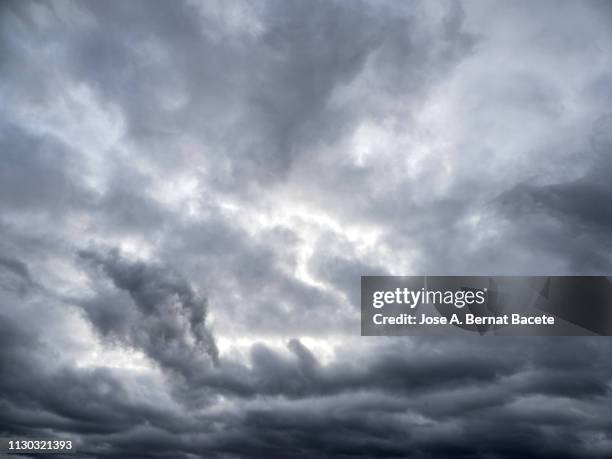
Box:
[1,1,612,458]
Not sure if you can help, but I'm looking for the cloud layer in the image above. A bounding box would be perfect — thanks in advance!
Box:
[1,0,612,457]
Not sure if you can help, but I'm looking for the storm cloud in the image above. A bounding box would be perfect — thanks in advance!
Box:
[78,248,219,368]
[1,0,612,458]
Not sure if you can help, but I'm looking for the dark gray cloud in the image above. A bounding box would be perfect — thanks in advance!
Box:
[496,114,612,273]
[1,0,612,458]
[78,248,219,368]
[0,123,87,214]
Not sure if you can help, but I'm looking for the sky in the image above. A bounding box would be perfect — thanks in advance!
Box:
[1,0,612,457]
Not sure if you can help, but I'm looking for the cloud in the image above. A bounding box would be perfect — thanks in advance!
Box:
[78,248,219,369]
[1,0,612,458]
[496,114,612,272]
